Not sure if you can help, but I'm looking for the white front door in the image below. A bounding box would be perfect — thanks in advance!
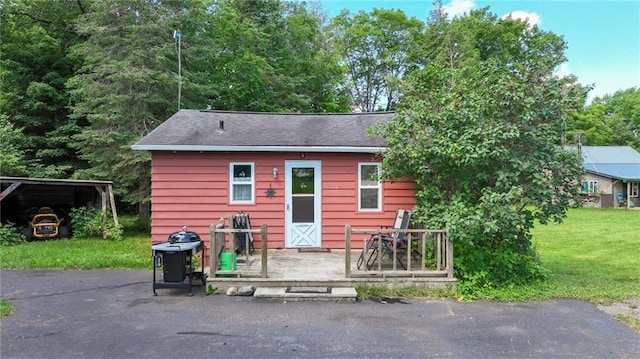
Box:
[285,161,321,248]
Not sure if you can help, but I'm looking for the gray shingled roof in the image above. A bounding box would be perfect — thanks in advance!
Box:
[132,110,394,153]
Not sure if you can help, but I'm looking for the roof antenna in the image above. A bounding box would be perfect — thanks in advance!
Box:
[576,133,582,155]
[173,30,182,111]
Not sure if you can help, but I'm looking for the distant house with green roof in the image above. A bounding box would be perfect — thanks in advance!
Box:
[578,146,640,208]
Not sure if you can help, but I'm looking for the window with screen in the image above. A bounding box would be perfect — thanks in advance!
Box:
[230,163,254,203]
[359,163,381,211]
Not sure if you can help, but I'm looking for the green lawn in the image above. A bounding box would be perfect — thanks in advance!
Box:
[531,207,640,302]
[0,235,151,269]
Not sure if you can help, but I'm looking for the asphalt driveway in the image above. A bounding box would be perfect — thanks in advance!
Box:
[1,269,638,358]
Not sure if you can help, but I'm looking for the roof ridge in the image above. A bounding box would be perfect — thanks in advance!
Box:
[196,109,395,116]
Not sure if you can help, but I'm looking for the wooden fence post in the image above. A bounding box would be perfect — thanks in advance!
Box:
[446,231,454,278]
[228,214,236,254]
[209,223,215,276]
[436,231,442,271]
[209,218,225,278]
[261,224,268,278]
[345,225,351,278]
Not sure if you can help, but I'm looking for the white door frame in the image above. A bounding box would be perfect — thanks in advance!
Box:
[285,160,322,248]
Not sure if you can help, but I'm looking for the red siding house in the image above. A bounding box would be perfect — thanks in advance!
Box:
[132,110,416,254]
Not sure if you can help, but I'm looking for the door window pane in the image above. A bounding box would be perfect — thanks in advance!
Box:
[292,196,314,223]
[293,168,314,194]
[292,167,315,222]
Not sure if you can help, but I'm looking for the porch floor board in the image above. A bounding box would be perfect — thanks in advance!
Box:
[206,249,456,290]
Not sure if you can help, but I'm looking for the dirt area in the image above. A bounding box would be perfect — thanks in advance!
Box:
[597,298,640,330]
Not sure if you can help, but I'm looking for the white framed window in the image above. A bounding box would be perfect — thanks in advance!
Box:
[230,162,254,204]
[581,180,599,194]
[358,163,382,211]
[631,182,639,197]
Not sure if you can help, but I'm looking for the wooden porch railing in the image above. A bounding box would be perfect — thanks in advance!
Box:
[209,218,268,278]
[345,225,453,279]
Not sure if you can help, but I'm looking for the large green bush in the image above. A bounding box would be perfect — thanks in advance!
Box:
[0,223,27,246]
[69,207,123,240]
[379,9,586,299]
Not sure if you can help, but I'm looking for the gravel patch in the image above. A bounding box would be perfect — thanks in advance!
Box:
[597,298,640,330]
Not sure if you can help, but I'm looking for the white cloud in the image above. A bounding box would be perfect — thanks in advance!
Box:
[443,0,475,18]
[501,11,542,27]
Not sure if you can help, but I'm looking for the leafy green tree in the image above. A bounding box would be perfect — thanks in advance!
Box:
[568,87,640,151]
[67,0,349,219]
[68,0,193,218]
[0,0,87,177]
[330,8,424,112]
[410,1,479,75]
[378,8,588,297]
[199,0,348,112]
[596,88,639,150]
[0,115,28,176]
[567,104,613,146]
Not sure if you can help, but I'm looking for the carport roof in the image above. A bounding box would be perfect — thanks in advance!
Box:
[1,177,114,201]
[1,177,118,225]
[1,177,113,187]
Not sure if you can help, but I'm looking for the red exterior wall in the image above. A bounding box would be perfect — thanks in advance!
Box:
[149,151,416,261]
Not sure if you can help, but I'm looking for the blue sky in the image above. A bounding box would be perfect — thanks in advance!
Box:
[319,0,640,102]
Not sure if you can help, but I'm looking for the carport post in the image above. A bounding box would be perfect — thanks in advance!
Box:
[108,184,119,227]
[101,187,107,238]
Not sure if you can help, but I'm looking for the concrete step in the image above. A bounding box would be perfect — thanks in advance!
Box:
[254,286,357,302]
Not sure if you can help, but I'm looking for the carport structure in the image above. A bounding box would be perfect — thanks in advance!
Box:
[0,177,119,228]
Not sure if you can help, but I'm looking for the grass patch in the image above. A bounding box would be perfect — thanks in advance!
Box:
[615,314,640,331]
[356,283,455,300]
[0,215,151,269]
[0,235,151,269]
[357,208,640,305]
[530,208,640,303]
[0,299,14,318]
[470,208,640,303]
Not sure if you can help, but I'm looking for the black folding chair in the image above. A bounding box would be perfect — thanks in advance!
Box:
[357,209,411,270]
[233,212,254,255]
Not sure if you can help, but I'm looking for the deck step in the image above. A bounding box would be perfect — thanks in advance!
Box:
[254,286,357,302]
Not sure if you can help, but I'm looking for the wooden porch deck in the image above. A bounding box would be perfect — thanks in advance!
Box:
[205,249,456,289]
[206,224,457,290]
